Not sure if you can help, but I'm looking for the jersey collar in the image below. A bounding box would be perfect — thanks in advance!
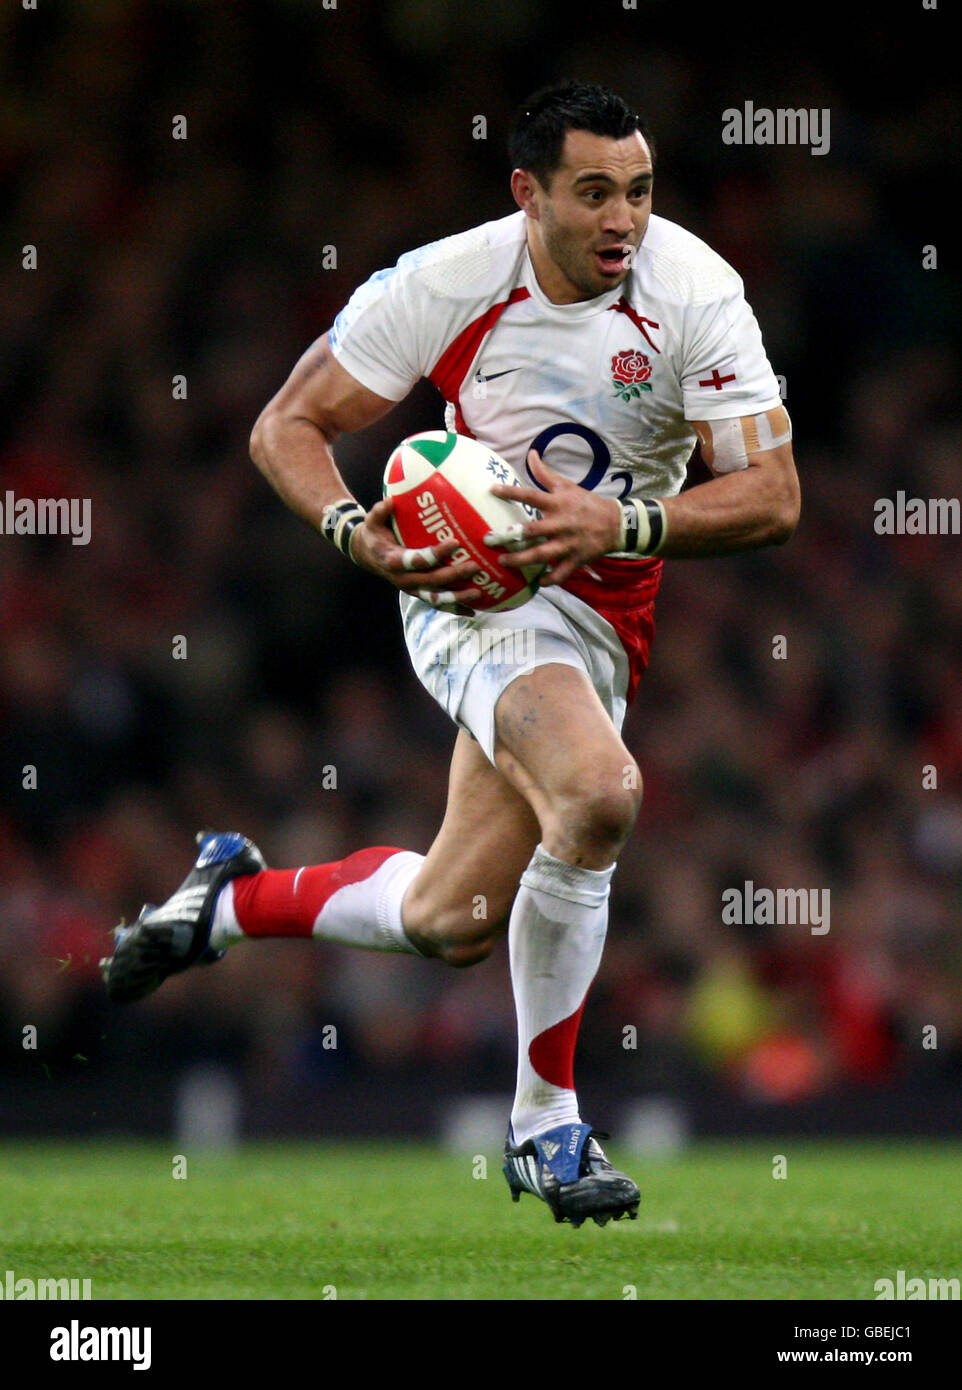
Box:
[521,246,628,320]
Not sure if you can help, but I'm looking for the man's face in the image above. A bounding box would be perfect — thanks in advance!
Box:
[515,128,654,304]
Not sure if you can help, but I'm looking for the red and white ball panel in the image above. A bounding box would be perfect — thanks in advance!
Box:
[383,431,544,612]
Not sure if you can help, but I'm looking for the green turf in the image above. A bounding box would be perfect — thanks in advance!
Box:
[0,1140,959,1300]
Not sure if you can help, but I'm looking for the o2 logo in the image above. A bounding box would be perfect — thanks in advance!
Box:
[527,424,633,499]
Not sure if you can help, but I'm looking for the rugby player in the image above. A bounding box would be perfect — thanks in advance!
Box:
[102,81,799,1227]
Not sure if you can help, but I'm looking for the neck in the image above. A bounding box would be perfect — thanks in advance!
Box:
[524,224,584,305]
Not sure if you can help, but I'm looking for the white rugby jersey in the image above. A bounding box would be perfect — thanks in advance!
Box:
[329,210,782,503]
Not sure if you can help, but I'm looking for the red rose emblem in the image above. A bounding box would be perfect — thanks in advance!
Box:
[611,349,651,384]
[610,349,653,399]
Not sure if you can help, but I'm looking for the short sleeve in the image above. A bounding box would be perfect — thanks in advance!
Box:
[681,278,782,421]
[328,258,428,402]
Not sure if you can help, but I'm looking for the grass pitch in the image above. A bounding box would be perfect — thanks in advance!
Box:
[1,1140,959,1300]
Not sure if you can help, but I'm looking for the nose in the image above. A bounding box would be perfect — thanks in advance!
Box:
[601,195,634,237]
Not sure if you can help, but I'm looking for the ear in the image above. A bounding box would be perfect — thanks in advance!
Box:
[511,168,541,219]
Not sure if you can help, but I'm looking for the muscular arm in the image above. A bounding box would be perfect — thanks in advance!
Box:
[250,333,482,604]
[249,332,392,529]
[492,406,800,584]
[658,420,800,557]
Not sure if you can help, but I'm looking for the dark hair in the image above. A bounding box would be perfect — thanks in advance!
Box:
[508,80,655,188]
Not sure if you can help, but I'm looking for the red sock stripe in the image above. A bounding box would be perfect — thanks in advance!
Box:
[230,847,404,937]
[527,997,587,1091]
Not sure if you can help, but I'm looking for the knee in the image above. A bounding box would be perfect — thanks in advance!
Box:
[548,765,643,861]
[579,780,642,852]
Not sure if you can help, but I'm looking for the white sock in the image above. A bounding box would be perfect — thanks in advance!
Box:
[509,843,614,1146]
[208,849,425,954]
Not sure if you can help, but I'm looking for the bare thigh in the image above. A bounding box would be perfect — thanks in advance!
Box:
[402,662,641,960]
[492,662,641,868]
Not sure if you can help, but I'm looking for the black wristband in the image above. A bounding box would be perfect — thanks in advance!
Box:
[621,498,640,552]
[641,497,665,554]
[614,497,667,556]
[321,500,366,563]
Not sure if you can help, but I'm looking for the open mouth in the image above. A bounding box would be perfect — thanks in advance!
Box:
[595,246,630,273]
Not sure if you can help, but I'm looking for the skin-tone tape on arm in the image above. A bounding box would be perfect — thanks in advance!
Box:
[695,407,792,473]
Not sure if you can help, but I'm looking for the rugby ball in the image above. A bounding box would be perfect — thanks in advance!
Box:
[383,431,545,612]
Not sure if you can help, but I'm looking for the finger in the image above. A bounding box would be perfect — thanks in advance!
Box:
[525,453,547,486]
[526,448,564,489]
[401,545,441,571]
[490,483,548,509]
[485,521,554,552]
[534,558,580,587]
[500,542,567,569]
[416,588,482,611]
[397,556,483,592]
[417,589,459,606]
[396,558,479,589]
[400,580,482,603]
[383,538,461,573]
[483,523,528,550]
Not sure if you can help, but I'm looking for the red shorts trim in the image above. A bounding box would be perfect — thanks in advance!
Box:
[561,557,662,704]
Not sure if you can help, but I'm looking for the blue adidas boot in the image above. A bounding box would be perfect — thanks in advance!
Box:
[503,1121,640,1227]
[101,830,265,1004]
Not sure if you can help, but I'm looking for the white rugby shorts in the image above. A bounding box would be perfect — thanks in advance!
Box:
[399,586,630,764]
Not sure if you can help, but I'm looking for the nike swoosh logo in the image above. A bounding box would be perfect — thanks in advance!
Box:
[474,367,521,383]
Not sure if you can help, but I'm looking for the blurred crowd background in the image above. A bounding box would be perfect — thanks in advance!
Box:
[1,0,959,1140]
